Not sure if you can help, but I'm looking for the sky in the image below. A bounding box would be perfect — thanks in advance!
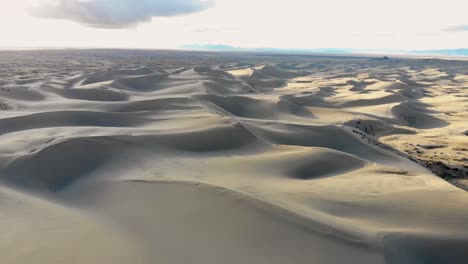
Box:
[1,0,468,51]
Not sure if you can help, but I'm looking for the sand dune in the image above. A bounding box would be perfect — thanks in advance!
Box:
[45,85,129,101]
[0,111,149,135]
[81,67,155,85]
[0,50,467,264]
[391,102,449,129]
[197,94,315,120]
[0,85,45,101]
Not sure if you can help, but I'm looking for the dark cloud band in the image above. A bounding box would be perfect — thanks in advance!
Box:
[30,0,214,28]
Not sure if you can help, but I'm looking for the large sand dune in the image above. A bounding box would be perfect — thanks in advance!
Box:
[0,50,467,263]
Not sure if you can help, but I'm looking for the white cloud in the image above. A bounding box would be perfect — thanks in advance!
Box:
[29,0,214,28]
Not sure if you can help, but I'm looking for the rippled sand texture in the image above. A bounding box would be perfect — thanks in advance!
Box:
[0,50,467,264]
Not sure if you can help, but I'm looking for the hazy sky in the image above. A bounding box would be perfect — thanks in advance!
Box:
[1,0,467,50]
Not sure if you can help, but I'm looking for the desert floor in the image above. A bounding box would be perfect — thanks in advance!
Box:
[0,50,467,264]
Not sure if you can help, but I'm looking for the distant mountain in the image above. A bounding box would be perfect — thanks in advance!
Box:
[254,48,356,54]
[180,45,356,54]
[181,44,468,57]
[180,44,239,51]
[411,49,468,56]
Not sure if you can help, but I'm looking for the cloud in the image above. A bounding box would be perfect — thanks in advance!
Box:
[29,0,214,28]
[444,24,468,32]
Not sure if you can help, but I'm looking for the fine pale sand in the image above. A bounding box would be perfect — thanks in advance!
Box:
[0,50,467,264]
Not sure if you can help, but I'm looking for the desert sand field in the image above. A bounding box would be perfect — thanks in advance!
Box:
[0,50,467,264]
